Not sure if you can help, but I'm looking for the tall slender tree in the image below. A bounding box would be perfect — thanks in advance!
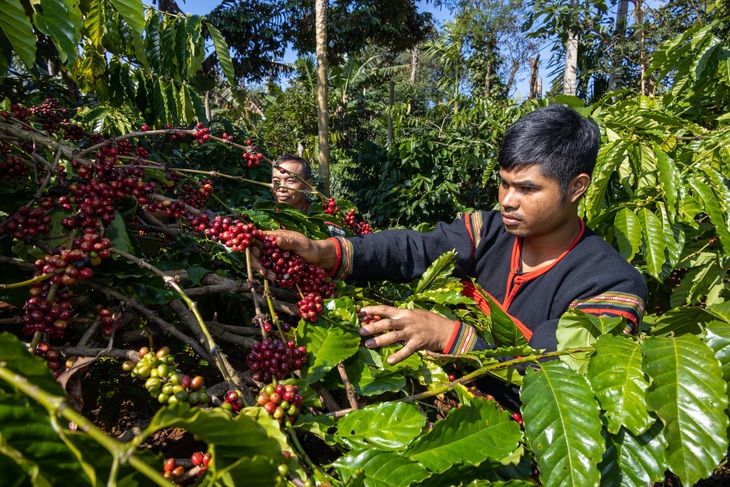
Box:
[316,0,330,194]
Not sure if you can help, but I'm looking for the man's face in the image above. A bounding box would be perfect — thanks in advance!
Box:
[272,160,311,210]
[498,165,577,238]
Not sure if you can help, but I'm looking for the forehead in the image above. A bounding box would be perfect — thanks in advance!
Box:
[273,160,306,177]
[499,165,552,184]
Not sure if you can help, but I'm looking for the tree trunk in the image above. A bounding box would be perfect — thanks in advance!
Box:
[410,46,419,84]
[387,80,394,148]
[529,55,540,99]
[563,0,579,96]
[607,0,629,92]
[634,0,646,96]
[506,59,519,95]
[315,0,330,195]
[484,59,492,98]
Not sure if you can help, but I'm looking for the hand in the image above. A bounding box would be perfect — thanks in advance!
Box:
[358,305,456,365]
[251,230,338,280]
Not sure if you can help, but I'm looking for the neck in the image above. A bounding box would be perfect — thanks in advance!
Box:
[521,217,582,271]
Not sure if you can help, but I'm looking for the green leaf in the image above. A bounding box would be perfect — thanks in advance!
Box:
[336,402,426,451]
[106,210,132,253]
[406,400,521,473]
[152,79,169,125]
[298,321,361,384]
[654,146,679,218]
[587,335,652,436]
[333,449,430,487]
[642,335,729,487]
[0,333,66,397]
[637,208,666,279]
[173,17,187,75]
[556,309,624,372]
[146,403,282,477]
[613,208,641,261]
[109,0,145,37]
[159,15,177,79]
[520,361,604,487]
[33,0,82,65]
[206,22,236,86]
[413,250,456,295]
[178,83,195,125]
[185,16,203,78]
[689,177,730,255]
[704,321,730,385]
[649,306,715,336]
[144,13,161,74]
[598,421,666,487]
[0,0,36,68]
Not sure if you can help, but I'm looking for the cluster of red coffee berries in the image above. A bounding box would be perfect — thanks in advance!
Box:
[162,451,211,481]
[34,341,66,378]
[323,197,340,215]
[242,139,263,167]
[221,390,245,413]
[203,216,261,252]
[180,179,213,209]
[220,132,234,143]
[98,308,122,338]
[246,338,308,383]
[1,201,54,239]
[257,383,304,423]
[0,154,29,180]
[192,122,210,144]
[21,282,73,338]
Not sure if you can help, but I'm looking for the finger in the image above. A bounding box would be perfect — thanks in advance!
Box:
[363,329,405,349]
[360,305,399,318]
[358,318,396,337]
[386,343,418,365]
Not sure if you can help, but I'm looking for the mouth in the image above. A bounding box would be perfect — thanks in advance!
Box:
[501,213,521,226]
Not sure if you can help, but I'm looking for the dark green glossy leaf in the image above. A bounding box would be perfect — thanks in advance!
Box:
[336,402,426,451]
[109,0,145,37]
[178,83,195,124]
[613,208,641,261]
[642,335,729,487]
[298,321,361,384]
[598,421,666,487]
[144,13,161,74]
[333,449,430,487]
[638,208,666,279]
[406,400,521,473]
[206,22,236,86]
[650,306,716,337]
[33,0,81,65]
[704,321,730,386]
[520,361,604,487]
[689,177,730,255]
[0,0,36,68]
[587,335,651,435]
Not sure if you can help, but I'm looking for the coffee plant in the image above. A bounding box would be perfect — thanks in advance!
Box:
[1,2,730,485]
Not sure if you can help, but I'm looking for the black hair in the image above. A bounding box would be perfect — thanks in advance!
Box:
[275,155,313,181]
[498,104,600,198]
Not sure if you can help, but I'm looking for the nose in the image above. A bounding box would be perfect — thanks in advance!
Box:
[500,186,519,210]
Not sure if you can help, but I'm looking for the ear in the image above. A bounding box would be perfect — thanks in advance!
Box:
[568,173,591,203]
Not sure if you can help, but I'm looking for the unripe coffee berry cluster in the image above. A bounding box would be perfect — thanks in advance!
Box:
[256,383,303,423]
[246,338,308,383]
[125,347,208,406]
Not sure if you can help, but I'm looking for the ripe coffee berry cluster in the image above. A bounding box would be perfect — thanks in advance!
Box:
[0,154,29,180]
[21,282,73,338]
[221,390,245,413]
[180,179,213,209]
[125,347,208,406]
[1,200,54,239]
[203,216,261,252]
[257,383,303,423]
[323,197,340,215]
[259,236,336,320]
[246,338,308,383]
[35,341,65,379]
[192,122,210,144]
[242,139,263,167]
[161,451,212,480]
[99,308,122,338]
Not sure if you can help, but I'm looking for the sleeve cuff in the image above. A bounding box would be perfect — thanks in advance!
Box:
[443,321,479,355]
[325,237,354,281]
